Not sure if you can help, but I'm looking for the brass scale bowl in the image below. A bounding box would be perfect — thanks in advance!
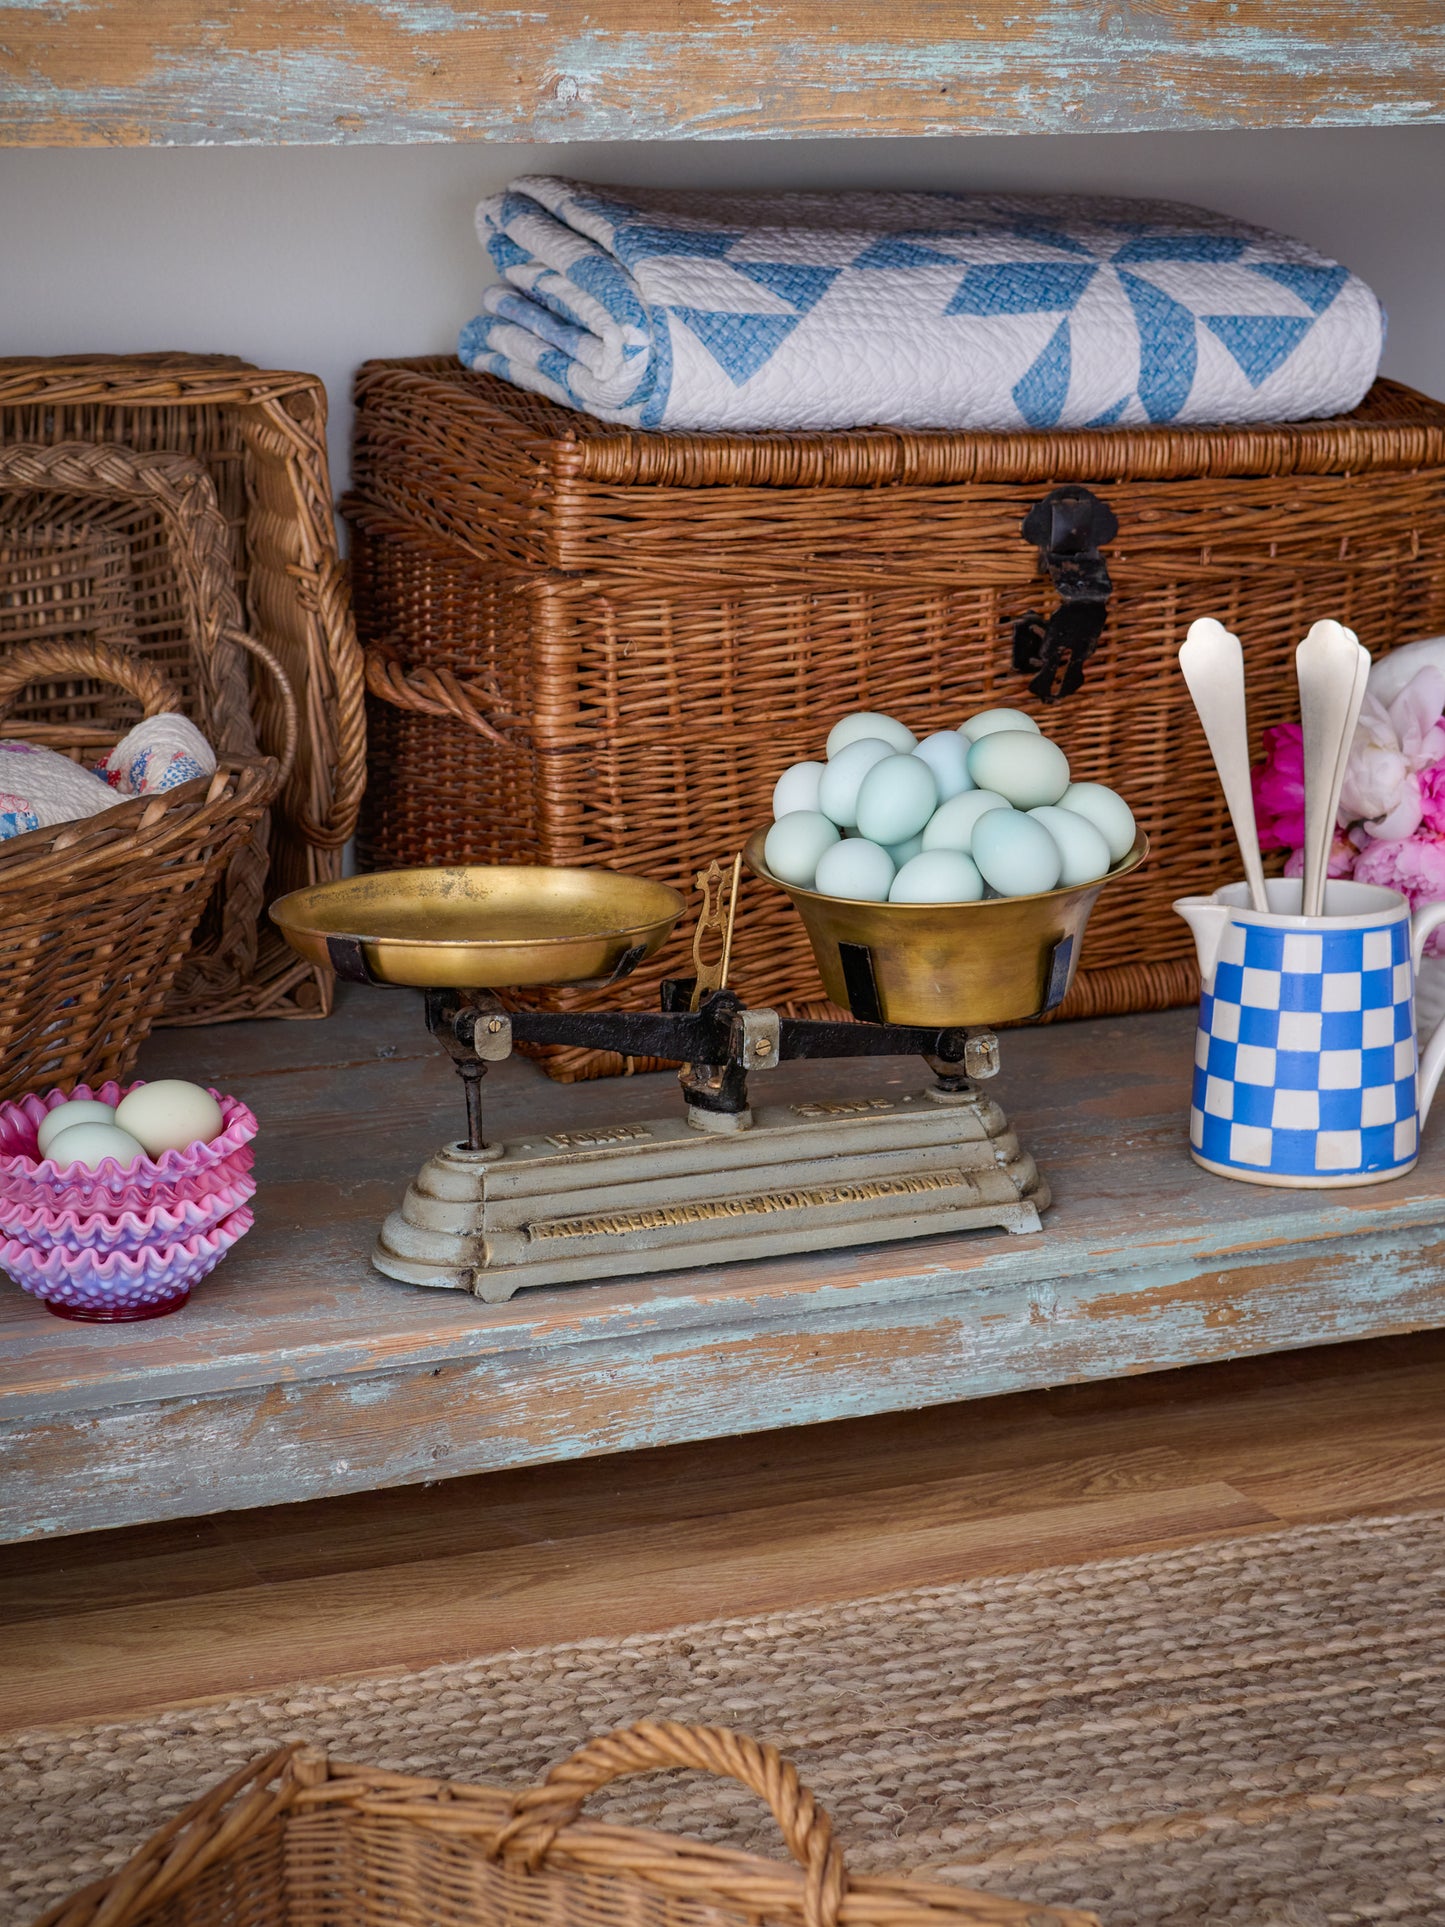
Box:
[271,834,1147,1025]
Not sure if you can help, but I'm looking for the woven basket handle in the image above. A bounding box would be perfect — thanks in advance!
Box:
[364,643,518,746]
[226,625,299,788]
[0,633,296,789]
[491,1721,847,1927]
[0,638,180,721]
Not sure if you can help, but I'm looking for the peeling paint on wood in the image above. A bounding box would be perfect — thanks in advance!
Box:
[2,996,1444,1542]
[1,0,1443,145]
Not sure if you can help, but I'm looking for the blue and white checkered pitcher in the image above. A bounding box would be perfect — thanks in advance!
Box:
[1174,878,1445,1187]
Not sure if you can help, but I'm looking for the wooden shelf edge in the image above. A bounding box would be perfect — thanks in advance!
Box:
[3,0,1445,147]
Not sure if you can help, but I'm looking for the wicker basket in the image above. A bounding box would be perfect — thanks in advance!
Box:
[0,352,367,1023]
[0,442,298,1021]
[0,639,284,1102]
[34,1721,1096,1927]
[349,358,1445,1080]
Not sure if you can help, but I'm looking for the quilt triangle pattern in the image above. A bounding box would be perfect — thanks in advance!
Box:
[1117,270,1197,422]
[672,308,803,385]
[946,262,1098,316]
[732,262,840,313]
[1012,318,1072,426]
[1112,234,1247,264]
[1203,312,1313,386]
[612,224,741,270]
[1248,261,1350,315]
[852,236,968,271]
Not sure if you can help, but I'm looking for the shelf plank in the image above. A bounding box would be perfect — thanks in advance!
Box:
[2,990,1443,1544]
[3,0,1444,146]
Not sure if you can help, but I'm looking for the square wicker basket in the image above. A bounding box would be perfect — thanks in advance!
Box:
[35,1723,1095,1927]
[0,353,366,1025]
[349,358,1445,1080]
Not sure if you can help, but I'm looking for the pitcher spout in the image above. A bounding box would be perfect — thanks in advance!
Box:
[1173,896,1230,992]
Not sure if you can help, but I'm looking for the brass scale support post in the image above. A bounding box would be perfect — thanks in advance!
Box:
[423,860,1001,1150]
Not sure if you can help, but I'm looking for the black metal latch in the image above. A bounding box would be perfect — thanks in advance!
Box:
[1010,484,1119,704]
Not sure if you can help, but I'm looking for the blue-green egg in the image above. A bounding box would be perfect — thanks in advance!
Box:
[814,837,895,902]
[911,730,973,801]
[817,737,893,827]
[771,760,825,820]
[1059,781,1136,862]
[826,711,917,758]
[965,730,1070,809]
[959,707,1040,742]
[920,788,1010,853]
[1029,806,1111,885]
[884,833,924,867]
[888,850,985,903]
[855,754,938,845]
[763,811,839,886]
[971,809,1063,897]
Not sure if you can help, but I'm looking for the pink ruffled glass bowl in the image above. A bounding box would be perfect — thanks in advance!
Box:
[0,1081,257,1319]
[0,1208,254,1320]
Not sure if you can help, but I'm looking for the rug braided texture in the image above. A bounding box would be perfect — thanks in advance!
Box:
[4,1512,1443,1927]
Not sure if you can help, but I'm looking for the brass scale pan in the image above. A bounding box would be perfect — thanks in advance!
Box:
[270,838,1147,1024]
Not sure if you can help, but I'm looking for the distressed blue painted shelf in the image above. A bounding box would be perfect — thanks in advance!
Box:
[1,989,1442,1544]
[2,1,1444,146]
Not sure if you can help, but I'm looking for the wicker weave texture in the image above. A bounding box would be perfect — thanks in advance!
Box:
[0,353,367,1024]
[34,1722,1094,1927]
[0,443,300,1026]
[0,639,279,1102]
[350,361,1445,1080]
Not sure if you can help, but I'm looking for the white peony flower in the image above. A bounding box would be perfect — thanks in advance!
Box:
[1340,665,1445,840]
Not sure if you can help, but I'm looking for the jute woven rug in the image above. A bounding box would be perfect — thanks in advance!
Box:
[4,1511,1443,1927]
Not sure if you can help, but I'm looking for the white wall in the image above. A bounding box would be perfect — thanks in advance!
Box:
[3,126,1444,493]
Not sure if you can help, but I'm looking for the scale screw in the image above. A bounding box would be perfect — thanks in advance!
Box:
[753,1038,772,1057]
[487,1016,505,1035]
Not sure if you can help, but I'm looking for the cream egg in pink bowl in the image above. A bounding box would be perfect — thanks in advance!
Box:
[0,1079,257,1319]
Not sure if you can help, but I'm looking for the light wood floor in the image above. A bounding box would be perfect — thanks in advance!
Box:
[4,1329,1445,1734]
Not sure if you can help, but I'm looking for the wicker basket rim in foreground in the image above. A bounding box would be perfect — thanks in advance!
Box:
[34,1720,1095,1927]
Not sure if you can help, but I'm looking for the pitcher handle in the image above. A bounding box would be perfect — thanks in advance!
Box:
[1411,904,1445,1124]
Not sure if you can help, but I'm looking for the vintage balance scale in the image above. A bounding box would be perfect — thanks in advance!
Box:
[272,830,1144,1302]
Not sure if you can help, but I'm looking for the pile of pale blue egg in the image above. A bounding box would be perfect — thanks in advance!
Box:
[763,708,1136,903]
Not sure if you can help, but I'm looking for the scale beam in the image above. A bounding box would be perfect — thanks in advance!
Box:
[388,983,1042,1299]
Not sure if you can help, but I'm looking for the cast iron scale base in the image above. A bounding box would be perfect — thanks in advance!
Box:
[377,983,1047,1302]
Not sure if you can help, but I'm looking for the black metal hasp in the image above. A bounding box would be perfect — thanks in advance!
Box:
[1010,484,1119,705]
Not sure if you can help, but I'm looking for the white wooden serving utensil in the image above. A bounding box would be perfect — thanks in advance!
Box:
[1178,617,1270,914]
[1297,620,1369,918]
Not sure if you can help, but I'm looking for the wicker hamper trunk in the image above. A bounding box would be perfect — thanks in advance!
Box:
[349,358,1445,1080]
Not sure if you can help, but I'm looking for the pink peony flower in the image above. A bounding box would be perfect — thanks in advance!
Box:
[1253,722,1306,852]
[1351,834,1445,953]
[1338,666,1445,841]
[1417,760,1445,836]
[1281,831,1356,880]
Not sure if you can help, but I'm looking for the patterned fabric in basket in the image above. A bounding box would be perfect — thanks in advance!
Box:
[0,715,217,840]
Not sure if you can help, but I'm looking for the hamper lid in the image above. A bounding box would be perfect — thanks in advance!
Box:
[356,356,1445,491]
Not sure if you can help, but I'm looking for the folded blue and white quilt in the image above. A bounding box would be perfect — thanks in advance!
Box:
[459,178,1383,435]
